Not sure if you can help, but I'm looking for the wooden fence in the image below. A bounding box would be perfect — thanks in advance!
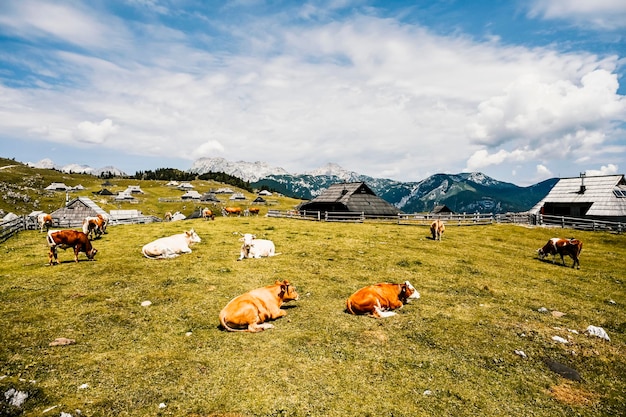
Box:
[0,214,162,243]
[267,210,624,233]
[3,210,623,244]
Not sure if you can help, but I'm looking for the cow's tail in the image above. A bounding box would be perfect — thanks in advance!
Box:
[46,230,57,247]
[219,311,247,332]
[142,246,179,259]
[141,246,164,259]
[346,298,355,315]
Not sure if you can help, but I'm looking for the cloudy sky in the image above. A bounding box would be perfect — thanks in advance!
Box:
[0,0,625,185]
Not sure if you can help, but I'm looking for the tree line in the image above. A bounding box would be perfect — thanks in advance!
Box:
[131,168,253,192]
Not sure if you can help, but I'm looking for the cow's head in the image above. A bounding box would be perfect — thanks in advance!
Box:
[186,229,201,243]
[537,248,546,258]
[400,280,421,303]
[277,280,299,302]
[239,233,256,245]
[86,248,98,260]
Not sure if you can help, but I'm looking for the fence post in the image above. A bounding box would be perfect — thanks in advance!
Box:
[561,216,565,228]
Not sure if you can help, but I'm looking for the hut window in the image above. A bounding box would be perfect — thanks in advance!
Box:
[613,188,626,198]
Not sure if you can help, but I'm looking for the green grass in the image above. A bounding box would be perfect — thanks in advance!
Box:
[1,218,625,416]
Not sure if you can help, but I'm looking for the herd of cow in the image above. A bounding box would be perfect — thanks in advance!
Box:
[38,213,584,332]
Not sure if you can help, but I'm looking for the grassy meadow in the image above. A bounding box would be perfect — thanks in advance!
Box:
[1,216,625,417]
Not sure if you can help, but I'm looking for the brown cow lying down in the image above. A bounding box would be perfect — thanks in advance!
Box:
[537,237,583,269]
[47,229,98,265]
[219,280,299,332]
[346,281,420,318]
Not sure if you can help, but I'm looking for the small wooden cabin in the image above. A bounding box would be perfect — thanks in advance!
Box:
[50,197,108,228]
[531,174,626,222]
[298,182,400,217]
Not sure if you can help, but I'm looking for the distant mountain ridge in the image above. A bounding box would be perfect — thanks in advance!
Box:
[27,158,126,176]
[187,157,556,214]
[252,171,557,214]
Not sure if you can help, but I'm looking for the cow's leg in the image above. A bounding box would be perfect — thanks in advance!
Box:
[74,246,80,263]
[48,248,58,265]
[373,305,397,318]
[248,322,275,332]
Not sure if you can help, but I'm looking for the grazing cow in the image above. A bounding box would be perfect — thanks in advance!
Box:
[223,206,242,216]
[164,212,173,221]
[430,219,445,241]
[201,208,215,220]
[46,229,97,265]
[141,229,201,259]
[219,280,299,332]
[248,207,260,216]
[346,281,420,318]
[37,213,53,232]
[82,214,108,240]
[238,233,278,260]
[537,238,583,269]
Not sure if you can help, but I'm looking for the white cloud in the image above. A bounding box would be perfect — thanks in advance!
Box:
[0,0,117,47]
[193,140,225,158]
[528,0,626,29]
[0,2,624,184]
[467,69,625,147]
[536,164,553,178]
[585,163,619,176]
[75,119,118,144]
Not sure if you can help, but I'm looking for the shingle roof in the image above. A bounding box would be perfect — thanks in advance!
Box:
[531,174,626,217]
[299,182,400,216]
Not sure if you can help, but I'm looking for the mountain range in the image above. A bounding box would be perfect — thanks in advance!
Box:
[27,158,127,177]
[28,156,557,214]
[190,157,557,214]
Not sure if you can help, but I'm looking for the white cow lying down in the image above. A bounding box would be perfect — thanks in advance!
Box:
[238,233,279,260]
[142,229,201,259]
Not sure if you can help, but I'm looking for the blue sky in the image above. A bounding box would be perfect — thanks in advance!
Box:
[0,0,624,185]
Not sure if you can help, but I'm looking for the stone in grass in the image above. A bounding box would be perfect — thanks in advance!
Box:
[49,337,76,346]
[544,357,581,381]
[584,325,610,341]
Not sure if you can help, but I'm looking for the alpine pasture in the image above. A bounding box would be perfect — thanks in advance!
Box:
[1,215,625,417]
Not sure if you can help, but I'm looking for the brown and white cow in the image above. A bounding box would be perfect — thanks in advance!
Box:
[141,229,201,259]
[37,213,53,232]
[430,219,445,241]
[223,206,242,216]
[201,208,215,220]
[82,214,108,240]
[248,207,260,216]
[46,229,98,265]
[346,281,420,318]
[537,237,583,269]
[219,280,299,332]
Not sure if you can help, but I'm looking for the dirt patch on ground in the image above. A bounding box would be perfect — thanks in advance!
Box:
[548,383,600,406]
[362,330,389,344]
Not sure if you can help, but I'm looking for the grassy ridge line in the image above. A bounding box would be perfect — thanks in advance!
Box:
[0,158,303,216]
[1,217,625,416]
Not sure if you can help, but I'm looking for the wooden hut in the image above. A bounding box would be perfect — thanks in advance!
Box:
[50,197,108,228]
[298,182,401,216]
[431,204,454,215]
[530,174,626,222]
